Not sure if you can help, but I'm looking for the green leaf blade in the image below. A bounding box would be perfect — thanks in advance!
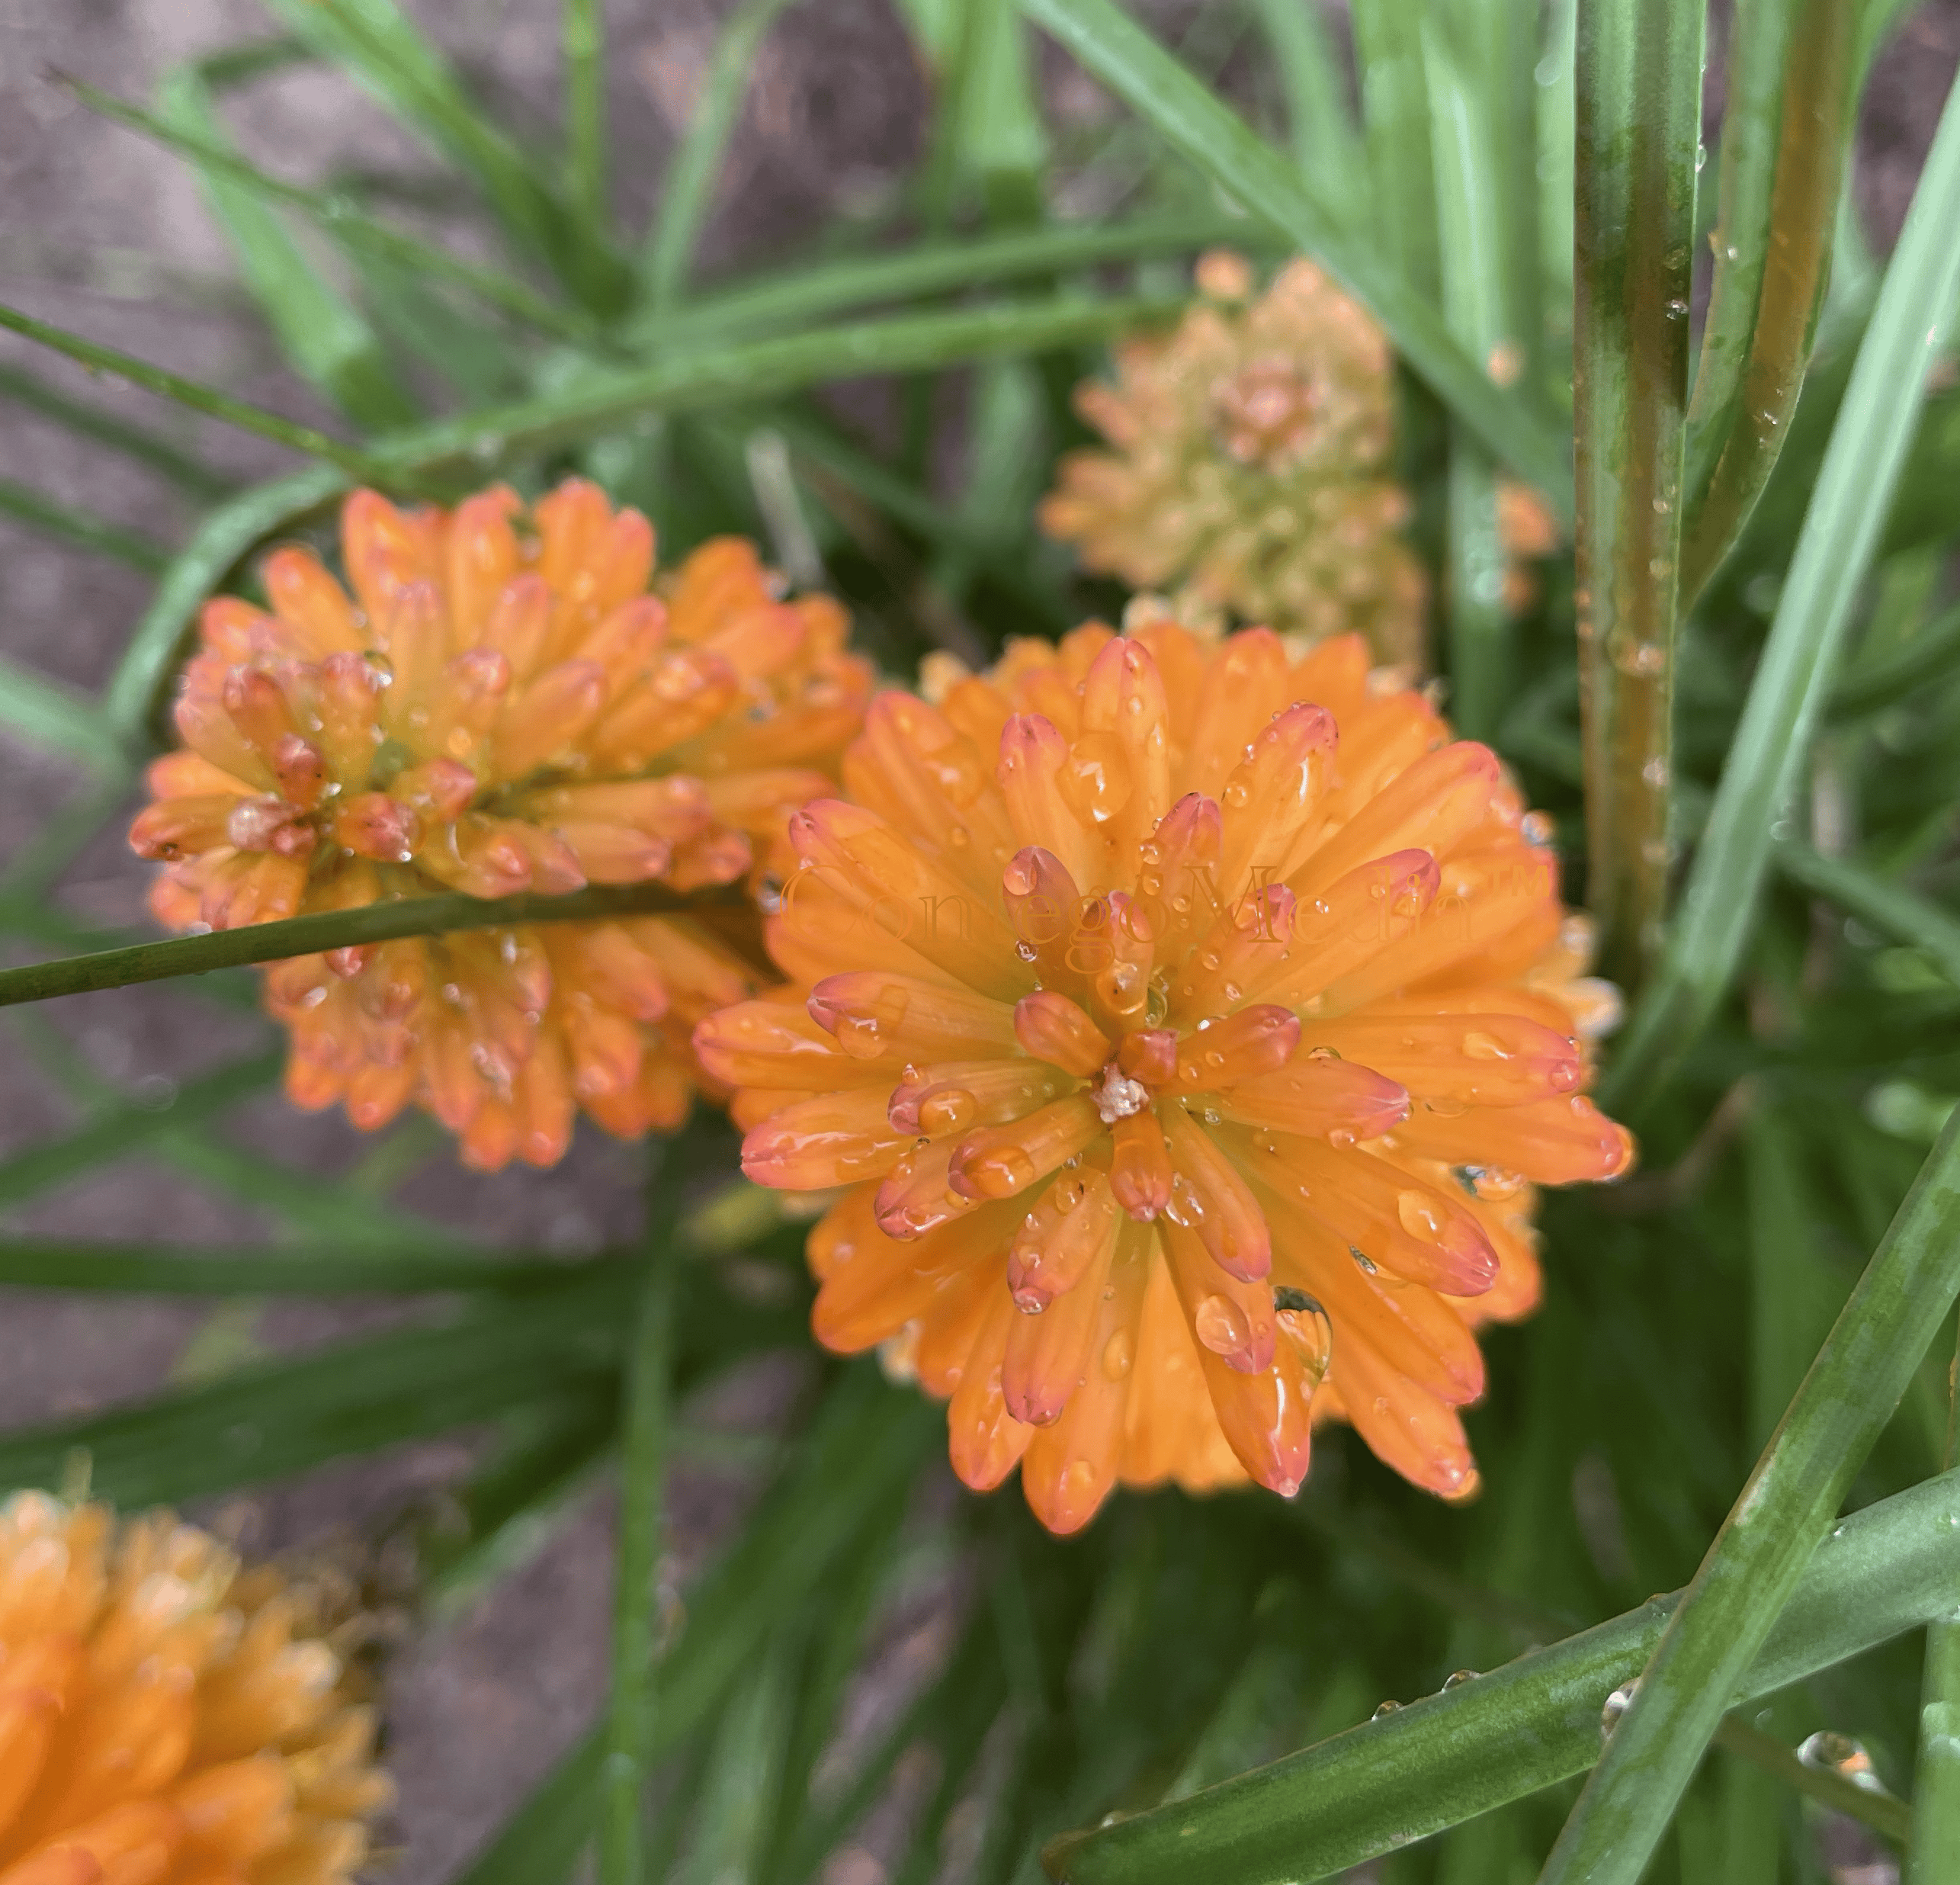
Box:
[158,65,415,431]
[1538,1111,1960,1883]
[1045,1469,1960,1883]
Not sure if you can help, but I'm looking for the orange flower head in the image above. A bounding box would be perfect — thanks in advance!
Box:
[132,480,873,1170]
[698,622,1633,1533]
[0,1492,390,1883]
[1039,254,1427,663]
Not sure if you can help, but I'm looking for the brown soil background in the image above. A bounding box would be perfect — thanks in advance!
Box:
[0,4,1955,1880]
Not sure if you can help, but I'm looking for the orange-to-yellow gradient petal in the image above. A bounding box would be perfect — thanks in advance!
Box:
[701,624,1634,1534]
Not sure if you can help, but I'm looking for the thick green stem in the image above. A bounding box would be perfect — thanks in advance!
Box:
[1572,0,1703,987]
[1679,0,1855,606]
[1537,1110,1960,1884]
[1602,69,1960,1117]
[1041,1469,1960,1884]
[0,881,743,1010]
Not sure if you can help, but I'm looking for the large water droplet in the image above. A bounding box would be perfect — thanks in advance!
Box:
[1396,1192,1445,1242]
[965,1143,1036,1198]
[1057,730,1134,827]
[919,1088,977,1135]
[1102,1329,1134,1380]
[1195,1293,1250,1355]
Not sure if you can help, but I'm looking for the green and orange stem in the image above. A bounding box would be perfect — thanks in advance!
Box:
[1572,0,1704,991]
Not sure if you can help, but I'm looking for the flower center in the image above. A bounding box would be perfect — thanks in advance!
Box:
[1089,1061,1150,1126]
[1211,360,1323,467]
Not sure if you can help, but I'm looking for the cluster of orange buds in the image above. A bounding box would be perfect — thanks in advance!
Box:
[0,1492,389,1883]
[699,623,1631,1533]
[1039,252,1429,665]
[130,481,872,1169]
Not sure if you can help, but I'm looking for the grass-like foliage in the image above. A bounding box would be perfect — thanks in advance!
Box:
[1,0,1959,1879]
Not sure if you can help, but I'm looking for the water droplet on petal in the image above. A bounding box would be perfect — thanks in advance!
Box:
[1195,1293,1250,1355]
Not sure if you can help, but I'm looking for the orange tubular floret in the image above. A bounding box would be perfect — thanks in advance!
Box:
[131,480,873,1168]
[702,622,1635,1533]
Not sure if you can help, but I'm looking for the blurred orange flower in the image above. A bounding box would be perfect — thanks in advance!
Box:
[132,481,872,1170]
[0,1492,389,1884]
[698,623,1632,1533]
[1039,253,1428,664]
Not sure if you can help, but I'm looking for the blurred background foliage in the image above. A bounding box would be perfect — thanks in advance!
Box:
[0,0,1958,1880]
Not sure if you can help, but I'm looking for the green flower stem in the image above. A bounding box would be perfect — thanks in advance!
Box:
[1016,0,1574,515]
[0,881,740,1010]
[1604,70,1960,1117]
[1042,1467,1960,1885]
[1571,0,1704,990]
[599,1135,693,1885]
[1535,1110,1960,1885]
[1774,839,1960,987]
[67,77,600,348]
[1679,0,1855,607]
[561,0,607,229]
[1907,1322,1960,1881]
[0,301,393,485]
